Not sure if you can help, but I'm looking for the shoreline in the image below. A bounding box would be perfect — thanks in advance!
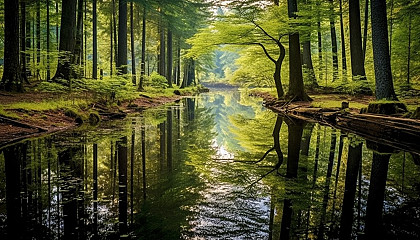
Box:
[0,91,196,149]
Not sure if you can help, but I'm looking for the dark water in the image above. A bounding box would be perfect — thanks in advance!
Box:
[1,90,420,240]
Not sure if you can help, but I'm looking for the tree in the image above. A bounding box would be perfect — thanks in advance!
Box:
[371,0,397,100]
[349,0,372,94]
[286,0,311,101]
[0,0,23,91]
[53,0,77,81]
[130,1,136,84]
[329,0,339,81]
[139,4,146,90]
[117,0,128,75]
[93,0,98,79]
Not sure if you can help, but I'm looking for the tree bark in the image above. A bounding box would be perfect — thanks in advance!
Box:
[139,4,146,90]
[339,0,348,73]
[167,29,173,87]
[130,1,136,84]
[46,0,51,80]
[329,0,339,82]
[36,0,41,80]
[159,15,166,77]
[1,0,23,91]
[93,0,98,79]
[362,0,369,60]
[371,0,397,100]
[53,0,77,81]
[21,0,29,83]
[349,0,367,81]
[117,0,128,75]
[287,0,310,101]
[74,0,84,78]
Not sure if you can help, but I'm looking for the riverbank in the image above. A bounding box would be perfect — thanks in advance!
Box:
[0,86,205,148]
[249,89,420,155]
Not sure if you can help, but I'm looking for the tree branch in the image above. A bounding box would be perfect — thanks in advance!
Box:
[250,19,280,45]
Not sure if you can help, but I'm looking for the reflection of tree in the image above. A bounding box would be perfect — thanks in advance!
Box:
[340,138,362,240]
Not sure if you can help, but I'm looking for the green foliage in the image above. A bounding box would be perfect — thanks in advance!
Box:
[143,72,169,89]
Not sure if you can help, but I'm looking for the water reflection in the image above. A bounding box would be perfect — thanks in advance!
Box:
[0,90,420,239]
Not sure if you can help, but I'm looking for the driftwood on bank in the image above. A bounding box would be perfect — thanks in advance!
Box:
[265,103,420,156]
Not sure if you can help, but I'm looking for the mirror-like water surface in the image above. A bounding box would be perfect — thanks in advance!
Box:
[1,90,420,239]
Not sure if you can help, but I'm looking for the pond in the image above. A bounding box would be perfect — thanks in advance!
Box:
[0,90,420,239]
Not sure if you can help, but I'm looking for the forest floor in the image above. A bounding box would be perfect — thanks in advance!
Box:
[0,87,201,148]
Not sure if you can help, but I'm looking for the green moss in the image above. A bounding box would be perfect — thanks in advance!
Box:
[0,107,20,119]
[311,100,367,109]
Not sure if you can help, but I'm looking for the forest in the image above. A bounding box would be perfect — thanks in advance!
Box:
[0,0,420,239]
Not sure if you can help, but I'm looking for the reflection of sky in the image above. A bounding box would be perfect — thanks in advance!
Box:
[199,91,256,153]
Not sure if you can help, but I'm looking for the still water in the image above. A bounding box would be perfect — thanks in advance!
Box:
[0,90,420,239]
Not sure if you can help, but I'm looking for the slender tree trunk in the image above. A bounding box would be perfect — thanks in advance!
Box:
[139,4,146,90]
[117,0,128,75]
[75,0,84,78]
[302,41,318,88]
[1,0,22,91]
[130,1,136,84]
[406,12,412,86]
[371,0,397,100]
[110,16,114,75]
[317,0,323,81]
[36,0,41,80]
[176,39,181,86]
[53,0,77,81]
[339,0,347,73]
[167,29,173,87]
[47,0,51,81]
[274,43,285,98]
[362,0,369,60]
[26,6,32,79]
[113,0,118,66]
[21,1,29,83]
[159,15,166,77]
[93,0,98,79]
[329,0,339,82]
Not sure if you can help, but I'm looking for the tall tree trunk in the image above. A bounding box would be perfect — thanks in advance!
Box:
[329,0,339,82]
[36,0,41,80]
[287,0,310,101]
[159,15,166,77]
[110,16,114,75]
[176,39,181,86]
[26,6,32,79]
[317,0,323,81]
[113,0,118,67]
[53,0,77,81]
[389,0,394,58]
[75,0,84,78]
[362,0,369,60]
[93,0,98,79]
[349,0,370,92]
[21,1,29,83]
[139,4,146,90]
[339,0,347,73]
[1,0,23,91]
[406,12,412,86]
[47,0,51,80]
[130,1,136,84]
[167,29,173,87]
[117,0,128,75]
[302,41,318,88]
[371,0,397,100]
